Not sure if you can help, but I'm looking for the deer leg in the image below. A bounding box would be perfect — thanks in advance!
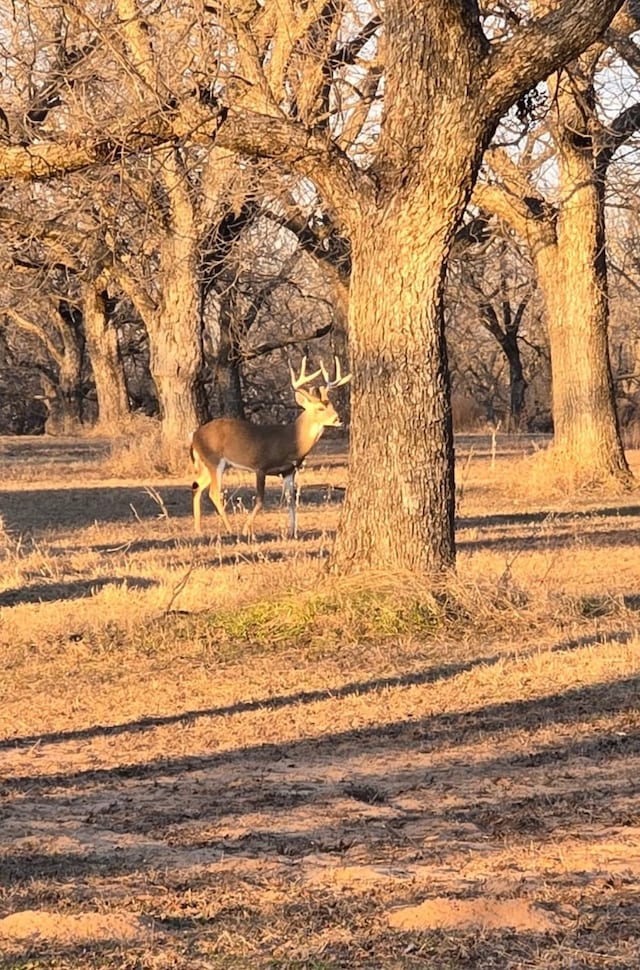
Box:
[192,471,210,533]
[206,458,232,532]
[191,448,212,534]
[283,470,297,538]
[244,470,265,537]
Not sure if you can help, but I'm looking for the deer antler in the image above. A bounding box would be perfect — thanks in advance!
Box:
[290,356,323,390]
[319,356,352,389]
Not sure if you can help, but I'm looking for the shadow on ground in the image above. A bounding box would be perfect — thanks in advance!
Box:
[0,483,342,535]
[0,575,158,608]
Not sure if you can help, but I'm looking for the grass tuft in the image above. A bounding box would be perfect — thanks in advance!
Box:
[203,570,442,649]
[107,419,189,477]
[515,446,636,499]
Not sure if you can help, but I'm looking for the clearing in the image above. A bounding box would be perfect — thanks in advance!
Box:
[0,432,639,968]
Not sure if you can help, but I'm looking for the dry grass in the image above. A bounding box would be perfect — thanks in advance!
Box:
[1,432,640,968]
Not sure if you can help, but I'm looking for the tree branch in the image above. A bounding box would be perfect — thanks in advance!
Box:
[108,264,158,318]
[486,0,625,119]
[471,180,556,254]
[0,98,223,181]
[596,101,640,174]
[215,108,371,226]
[608,29,640,74]
[243,322,332,360]
[4,307,64,368]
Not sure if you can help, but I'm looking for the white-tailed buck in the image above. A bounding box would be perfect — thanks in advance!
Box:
[190,357,351,538]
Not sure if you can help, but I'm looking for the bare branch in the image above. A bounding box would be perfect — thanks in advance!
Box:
[596,102,640,174]
[244,322,332,360]
[608,29,640,73]
[486,0,625,119]
[5,307,64,368]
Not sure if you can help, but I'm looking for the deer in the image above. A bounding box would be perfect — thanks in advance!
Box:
[190,356,351,538]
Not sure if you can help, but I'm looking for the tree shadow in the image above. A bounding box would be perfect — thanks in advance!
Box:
[459,504,640,531]
[3,650,639,967]
[3,662,638,798]
[0,485,190,533]
[0,436,112,464]
[458,524,640,554]
[457,503,640,555]
[3,628,629,755]
[0,481,343,536]
[0,575,158,608]
[0,656,491,752]
[2,680,639,882]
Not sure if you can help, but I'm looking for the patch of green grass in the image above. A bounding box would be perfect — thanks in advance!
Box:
[204,582,440,650]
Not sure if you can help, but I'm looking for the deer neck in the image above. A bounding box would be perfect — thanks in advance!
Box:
[294,411,326,458]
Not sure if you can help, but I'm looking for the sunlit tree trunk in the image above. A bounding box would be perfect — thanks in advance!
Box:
[146,227,202,448]
[537,62,631,485]
[536,202,629,483]
[331,173,477,573]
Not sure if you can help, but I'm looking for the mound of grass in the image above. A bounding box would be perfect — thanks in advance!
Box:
[202,572,442,650]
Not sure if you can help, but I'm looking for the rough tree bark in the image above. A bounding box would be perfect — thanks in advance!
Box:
[82,274,131,431]
[542,60,631,483]
[145,209,203,447]
[113,2,218,453]
[325,2,626,572]
[332,172,475,572]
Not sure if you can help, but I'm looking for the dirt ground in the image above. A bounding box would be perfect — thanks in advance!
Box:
[0,433,639,968]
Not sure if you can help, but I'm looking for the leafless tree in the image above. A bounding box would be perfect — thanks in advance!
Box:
[474,5,640,486]
[447,231,544,431]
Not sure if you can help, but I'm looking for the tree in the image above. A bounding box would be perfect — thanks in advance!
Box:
[0,0,239,451]
[208,0,627,572]
[447,232,539,430]
[197,194,336,421]
[474,8,640,487]
[82,271,130,430]
[4,299,84,434]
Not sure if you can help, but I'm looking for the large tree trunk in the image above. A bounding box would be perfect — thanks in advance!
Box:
[146,294,201,451]
[535,84,631,485]
[83,279,130,431]
[330,191,463,574]
[146,220,204,454]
